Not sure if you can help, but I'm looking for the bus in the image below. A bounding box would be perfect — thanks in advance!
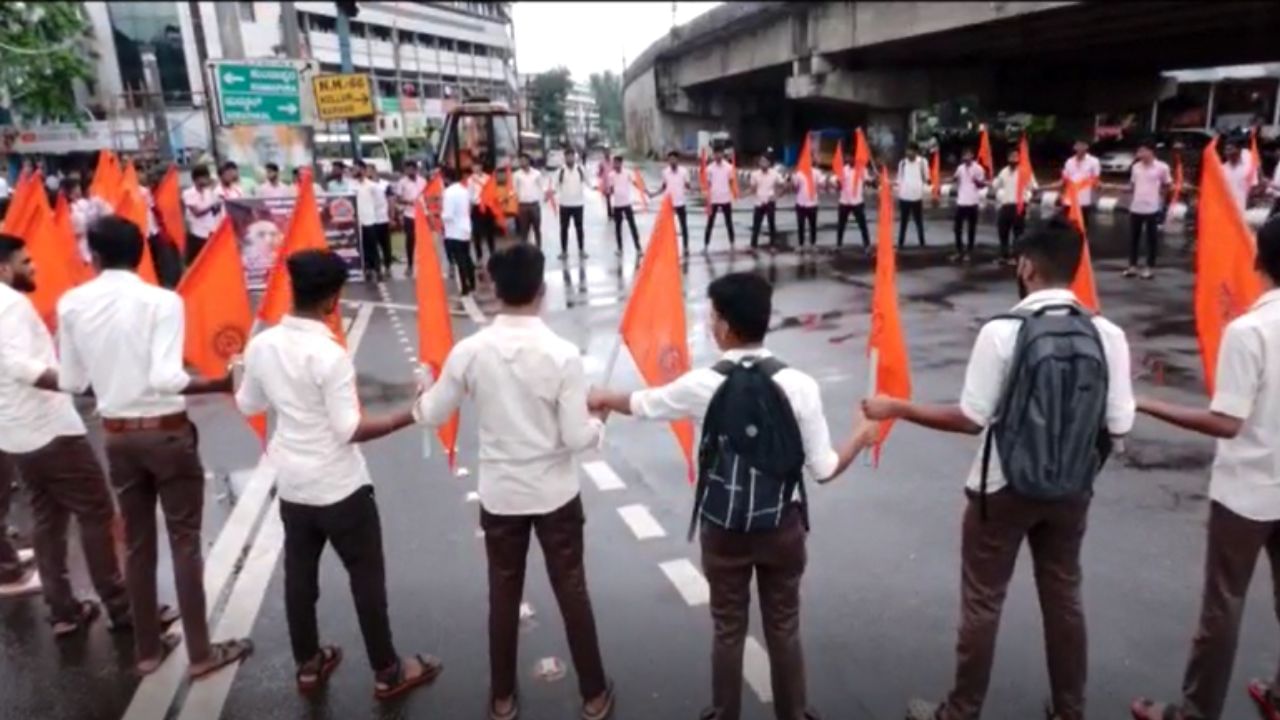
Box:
[315,134,393,176]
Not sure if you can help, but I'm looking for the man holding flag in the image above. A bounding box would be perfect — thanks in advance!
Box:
[992,149,1037,265]
[413,243,615,720]
[866,220,1135,720]
[1060,140,1101,230]
[589,271,877,720]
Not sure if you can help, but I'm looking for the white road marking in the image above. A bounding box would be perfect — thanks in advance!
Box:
[340,298,418,313]
[617,504,666,540]
[658,559,709,607]
[582,461,626,491]
[461,294,487,324]
[743,636,773,703]
[175,502,285,720]
[121,463,276,720]
[346,303,374,353]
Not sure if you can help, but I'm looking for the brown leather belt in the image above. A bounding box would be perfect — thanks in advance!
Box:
[102,412,189,434]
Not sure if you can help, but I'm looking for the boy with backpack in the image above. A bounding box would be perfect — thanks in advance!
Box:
[863,218,1136,720]
[555,148,589,261]
[589,272,879,720]
[1129,218,1280,720]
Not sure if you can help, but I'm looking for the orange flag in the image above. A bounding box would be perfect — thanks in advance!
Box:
[796,133,816,202]
[1195,139,1264,395]
[1171,153,1185,208]
[88,150,123,205]
[729,157,740,201]
[868,167,912,465]
[52,194,94,286]
[930,147,941,201]
[1064,179,1100,312]
[176,217,265,443]
[258,169,348,345]
[423,171,445,234]
[19,193,79,330]
[481,173,506,231]
[632,169,650,211]
[2,171,42,236]
[853,128,871,195]
[413,204,459,465]
[618,196,694,480]
[977,124,994,178]
[1015,134,1034,215]
[155,166,186,255]
[831,140,845,192]
[115,161,158,286]
[698,148,711,216]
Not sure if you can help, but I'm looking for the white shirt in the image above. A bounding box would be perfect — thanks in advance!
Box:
[0,177,9,200]
[414,315,603,516]
[1129,159,1172,215]
[897,157,930,201]
[662,166,688,207]
[326,178,354,194]
[255,180,295,199]
[215,183,244,201]
[629,348,840,481]
[958,289,1135,493]
[555,163,587,207]
[1207,290,1280,521]
[373,178,391,224]
[794,173,817,208]
[1223,154,1254,211]
[235,315,370,506]
[514,168,544,204]
[355,178,380,226]
[993,166,1038,207]
[840,165,867,206]
[441,181,472,240]
[182,185,223,238]
[56,270,190,419]
[1062,154,1102,206]
[751,168,781,206]
[609,168,634,208]
[706,161,734,204]
[396,175,428,218]
[0,284,86,453]
[954,162,987,207]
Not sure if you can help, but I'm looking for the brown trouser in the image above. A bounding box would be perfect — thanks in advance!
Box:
[480,495,607,701]
[0,451,23,583]
[11,435,128,623]
[104,423,212,664]
[516,202,542,246]
[1178,501,1280,720]
[940,490,1090,720]
[701,505,808,720]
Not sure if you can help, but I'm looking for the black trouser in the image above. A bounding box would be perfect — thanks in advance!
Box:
[898,200,926,247]
[0,452,24,584]
[403,216,417,271]
[996,205,1025,259]
[751,203,777,249]
[1271,198,1280,220]
[795,206,818,247]
[705,203,735,248]
[560,206,585,255]
[472,207,496,263]
[674,206,689,253]
[376,222,392,272]
[281,486,398,673]
[445,238,476,294]
[517,202,542,247]
[361,224,382,276]
[613,206,640,254]
[954,205,979,255]
[149,234,183,288]
[1129,211,1160,268]
[837,203,869,248]
[186,233,208,266]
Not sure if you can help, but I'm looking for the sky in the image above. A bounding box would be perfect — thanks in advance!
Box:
[512,1,722,83]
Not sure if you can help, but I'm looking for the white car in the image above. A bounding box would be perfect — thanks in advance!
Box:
[1099,149,1136,175]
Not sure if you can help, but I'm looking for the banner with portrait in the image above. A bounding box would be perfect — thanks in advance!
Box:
[224,194,365,290]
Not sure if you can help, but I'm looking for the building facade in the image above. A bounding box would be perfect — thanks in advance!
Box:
[518,75,599,151]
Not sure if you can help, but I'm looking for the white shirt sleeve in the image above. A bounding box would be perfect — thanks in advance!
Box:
[958,322,1009,427]
[1100,324,1136,435]
[629,369,719,421]
[789,373,840,480]
[320,352,363,443]
[1210,321,1263,420]
[556,354,604,452]
[0,305,49,385]
[149,293,192,394]
[415,344,470,427]
[55,298,90,394]
[233,342,270,416]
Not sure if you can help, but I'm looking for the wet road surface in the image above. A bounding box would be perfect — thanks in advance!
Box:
[1,187,1270,720]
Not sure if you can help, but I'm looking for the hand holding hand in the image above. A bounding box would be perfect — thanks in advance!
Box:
[861,394,899,422]
[854,408,881,448]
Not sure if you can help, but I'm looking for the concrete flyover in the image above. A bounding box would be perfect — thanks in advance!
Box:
[623,1,1280,158]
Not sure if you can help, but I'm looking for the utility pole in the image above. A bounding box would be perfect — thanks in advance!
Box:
[214,2,245,59]
[141,48,174,163]
[336,2,361,162]
[189,0,221,166]
[281,1,303,58]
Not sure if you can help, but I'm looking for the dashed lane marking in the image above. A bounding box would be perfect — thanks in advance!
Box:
[743,636,774,703]
[658,559,710,607]
[582,460,626,491]
[616,504,666,540]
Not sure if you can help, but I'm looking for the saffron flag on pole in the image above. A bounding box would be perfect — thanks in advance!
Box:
[632,169,650,211]
[1,171,42,236]
[831,140,844,192]
[1194,139,1264,395]
[729,156,741,201]
[155,166,187,256]
[88,150,123,205]
[115,161,159,286]
[977,124,994,178]
[1064,179,1100,312]
[930,147,941,201]
[795,133,816,203]
[257,168,348,345]
[1171,153,1185,208]
[19,192,80,330]
[481,173,506,231]
[176,217,265,443]
[1015,134,1034,215]
[413,203,459,465]
[52,194,94,287]
[867,167,912,465]
[618,196,695,481]
[853,128,871,196]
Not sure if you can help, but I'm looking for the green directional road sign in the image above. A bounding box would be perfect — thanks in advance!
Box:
[213,62,303,125]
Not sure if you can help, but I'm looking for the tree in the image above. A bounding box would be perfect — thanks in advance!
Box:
[530,68,572,145]
[589,71,623,145]
[0,1,94,124]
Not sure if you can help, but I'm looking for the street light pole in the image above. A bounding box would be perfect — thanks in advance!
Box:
[336,9,361,162]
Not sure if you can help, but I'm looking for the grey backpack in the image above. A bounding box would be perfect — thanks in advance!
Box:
[980,303,1112,511]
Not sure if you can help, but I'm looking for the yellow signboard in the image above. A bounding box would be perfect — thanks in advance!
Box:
[312,73,376,121]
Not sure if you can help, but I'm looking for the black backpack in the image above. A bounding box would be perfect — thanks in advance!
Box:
[557,165,586,186]
[980,303,1112,510]
[688,357,808,539]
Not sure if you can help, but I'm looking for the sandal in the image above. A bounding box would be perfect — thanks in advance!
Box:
[581,678,615,720]
[52,599,101,638]
[296,645,343,694]
[374,653,443,701]
[1130,698,1182,720]
[137,631,182,676]
[1249,680,1280,720]
[490,693,519,720]
[109,603,180,633]
[189,638,255,680]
